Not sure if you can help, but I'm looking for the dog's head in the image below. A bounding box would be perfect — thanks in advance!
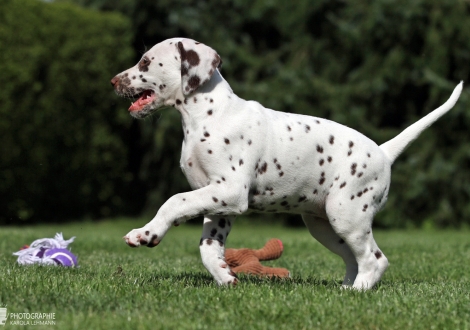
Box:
[111,38,222,119]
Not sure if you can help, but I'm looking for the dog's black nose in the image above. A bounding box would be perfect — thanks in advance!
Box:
[111,76,120,87]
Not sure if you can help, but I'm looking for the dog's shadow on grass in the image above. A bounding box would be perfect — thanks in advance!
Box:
[148,272,217,287]
[139,271,343,289]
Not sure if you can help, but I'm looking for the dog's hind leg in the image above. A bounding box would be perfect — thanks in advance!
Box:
[301,215,358,286]
[199,215,238,285]
[368,235,389,286]
[343,230,388,290]
[325,199,388,290]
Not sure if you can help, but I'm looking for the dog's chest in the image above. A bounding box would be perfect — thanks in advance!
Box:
[180,137,211,189]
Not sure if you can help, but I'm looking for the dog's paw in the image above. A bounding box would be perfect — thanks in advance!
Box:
[216,263,239,286]
[123,228,160,248]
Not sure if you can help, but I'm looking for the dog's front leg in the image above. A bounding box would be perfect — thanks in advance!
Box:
[200,215,238,285]
[123,184,247,248]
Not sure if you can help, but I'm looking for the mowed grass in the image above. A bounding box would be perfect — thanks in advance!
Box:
[0,218,469,330]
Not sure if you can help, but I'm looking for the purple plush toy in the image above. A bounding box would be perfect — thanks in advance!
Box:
[13,233,78,267]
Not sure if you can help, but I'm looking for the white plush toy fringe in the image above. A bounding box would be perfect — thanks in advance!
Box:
[13,233,76,266]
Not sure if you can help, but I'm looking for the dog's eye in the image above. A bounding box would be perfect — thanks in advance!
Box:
[141,58,149,65]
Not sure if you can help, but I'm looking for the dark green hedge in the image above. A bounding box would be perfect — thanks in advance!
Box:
[0,0,135,223]
[3,0,470,228]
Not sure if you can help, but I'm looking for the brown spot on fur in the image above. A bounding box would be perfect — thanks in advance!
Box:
[187,75,201,89]
[351,163,357,175]
[178,43,200,67]
[219,218,226,228]
[138,56,151,72]
[258,162,268,174]
[147,234,159,247]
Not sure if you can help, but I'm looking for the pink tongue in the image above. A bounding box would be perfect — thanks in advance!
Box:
[129,91,155,111]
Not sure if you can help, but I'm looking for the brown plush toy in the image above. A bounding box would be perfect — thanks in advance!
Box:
[225,239,290,278]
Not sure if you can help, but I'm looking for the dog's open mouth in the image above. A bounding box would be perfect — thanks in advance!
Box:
[129,90,157,112]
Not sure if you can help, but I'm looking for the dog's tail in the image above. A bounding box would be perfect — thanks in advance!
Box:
[379,81,463,164]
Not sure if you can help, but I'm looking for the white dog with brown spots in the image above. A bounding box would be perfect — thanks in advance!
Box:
[111,38,463,289]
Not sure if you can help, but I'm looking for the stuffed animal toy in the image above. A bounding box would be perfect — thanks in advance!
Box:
[225,239,290,278]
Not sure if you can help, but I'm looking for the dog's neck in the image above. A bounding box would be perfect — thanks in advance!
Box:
[172,71,235,136]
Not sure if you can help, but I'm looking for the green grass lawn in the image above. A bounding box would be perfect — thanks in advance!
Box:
[0,218,469,330]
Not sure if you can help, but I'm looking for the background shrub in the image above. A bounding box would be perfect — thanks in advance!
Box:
[0,0,135,223]
[2,0,470,228]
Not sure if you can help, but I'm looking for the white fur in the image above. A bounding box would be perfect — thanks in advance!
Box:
[112,38,463,289]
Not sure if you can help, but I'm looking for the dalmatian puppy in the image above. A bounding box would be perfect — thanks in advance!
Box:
[111,38,463,289]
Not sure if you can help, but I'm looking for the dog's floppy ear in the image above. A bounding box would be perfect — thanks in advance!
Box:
[177,40,222,96]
